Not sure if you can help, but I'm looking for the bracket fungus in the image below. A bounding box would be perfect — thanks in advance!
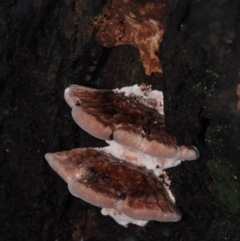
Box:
[45,148,181,223]
[46,84,199,227]
[64,84,199,161]
[93,0,178,75]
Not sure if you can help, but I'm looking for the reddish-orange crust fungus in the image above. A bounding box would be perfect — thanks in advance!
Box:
[93,0,178,75]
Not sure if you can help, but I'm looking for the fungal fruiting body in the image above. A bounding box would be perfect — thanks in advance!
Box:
[46,84,199,227]
[93,0,178,75]
[64,84,199,161]
[45,148,181,225]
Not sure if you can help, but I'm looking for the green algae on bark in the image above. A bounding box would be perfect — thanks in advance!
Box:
[207,158,240,229]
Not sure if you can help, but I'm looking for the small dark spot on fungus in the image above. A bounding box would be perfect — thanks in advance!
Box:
[119,193,127,200]
[109,133,114,140]
[159,174,164,179]
[142,125,150,135]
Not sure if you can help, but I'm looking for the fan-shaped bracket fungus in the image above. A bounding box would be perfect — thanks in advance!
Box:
[46,84,199,227]
[45,148,181,226]
[64,84,199,162]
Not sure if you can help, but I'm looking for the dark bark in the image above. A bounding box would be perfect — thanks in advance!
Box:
[0,0,240,241]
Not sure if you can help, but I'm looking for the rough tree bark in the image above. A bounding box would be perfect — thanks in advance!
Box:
[0,0,239,241]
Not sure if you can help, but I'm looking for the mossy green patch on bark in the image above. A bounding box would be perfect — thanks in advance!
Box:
[207,158,240,227]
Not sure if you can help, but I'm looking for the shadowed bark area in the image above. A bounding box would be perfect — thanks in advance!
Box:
[0,0,240,241]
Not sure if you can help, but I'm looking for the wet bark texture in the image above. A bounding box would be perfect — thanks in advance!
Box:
[0,0,240,240]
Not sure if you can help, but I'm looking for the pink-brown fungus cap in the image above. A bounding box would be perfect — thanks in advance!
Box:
[45,148,182,222]
[64,85,199,161]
